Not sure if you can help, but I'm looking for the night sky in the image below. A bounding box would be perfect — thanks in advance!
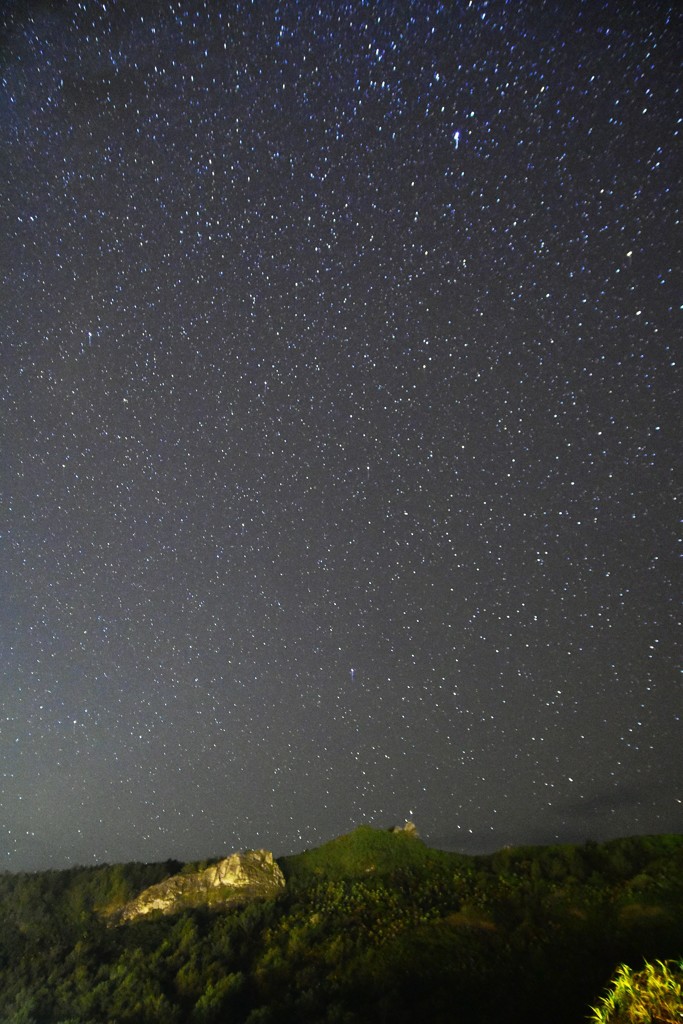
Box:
[2,1,681,874]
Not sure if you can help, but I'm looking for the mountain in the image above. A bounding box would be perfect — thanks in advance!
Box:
[0,827,681,1024]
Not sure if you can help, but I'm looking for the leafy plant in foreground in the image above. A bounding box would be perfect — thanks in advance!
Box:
[589,959,683,1023]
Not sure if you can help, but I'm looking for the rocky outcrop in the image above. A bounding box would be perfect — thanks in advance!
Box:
[389,821,420,839]
[116,849,285,923]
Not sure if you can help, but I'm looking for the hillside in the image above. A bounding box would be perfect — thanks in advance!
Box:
[0,827,681,1023]
[279,821,464,882]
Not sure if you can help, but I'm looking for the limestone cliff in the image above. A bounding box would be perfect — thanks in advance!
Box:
[115,849,285,923]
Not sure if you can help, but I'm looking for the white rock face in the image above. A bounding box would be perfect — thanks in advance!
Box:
[117,849,285,922]
[204,849,281,888]
[389,821,420,838]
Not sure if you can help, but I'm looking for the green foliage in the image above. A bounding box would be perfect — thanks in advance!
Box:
[280,824,456,880]
[0,832,681,1024]
[192,971,245,1023]
[589,959,683,1023]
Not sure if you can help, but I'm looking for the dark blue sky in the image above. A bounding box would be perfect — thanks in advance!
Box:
[1,0,680,872]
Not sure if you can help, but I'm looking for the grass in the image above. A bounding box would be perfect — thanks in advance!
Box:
[278,824,467,885]
[589,959,683,1023]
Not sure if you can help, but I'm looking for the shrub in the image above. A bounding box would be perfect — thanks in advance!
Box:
[589,958,683,1023]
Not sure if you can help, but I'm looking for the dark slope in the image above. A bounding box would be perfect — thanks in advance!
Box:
[0,829,681,1023]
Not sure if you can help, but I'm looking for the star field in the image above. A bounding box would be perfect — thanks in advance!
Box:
[1,0,681,872]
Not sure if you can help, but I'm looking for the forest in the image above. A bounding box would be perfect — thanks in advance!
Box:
[0,826,681,1023]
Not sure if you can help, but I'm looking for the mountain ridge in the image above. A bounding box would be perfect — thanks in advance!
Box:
[0,827,681,1023]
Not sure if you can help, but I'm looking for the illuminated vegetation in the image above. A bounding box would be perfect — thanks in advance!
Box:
[589,959,683,1024]
[0,828,681,1023]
